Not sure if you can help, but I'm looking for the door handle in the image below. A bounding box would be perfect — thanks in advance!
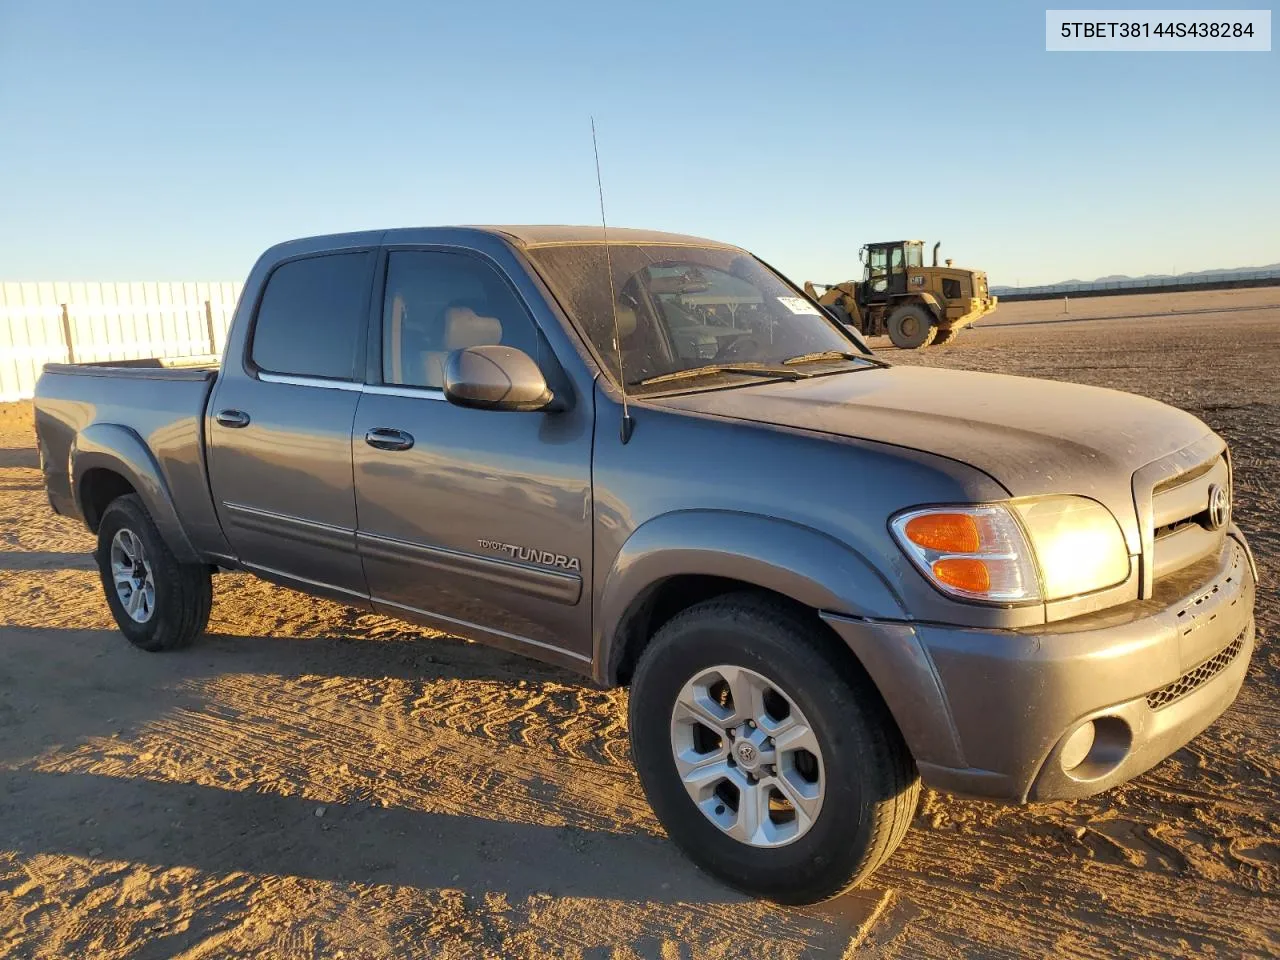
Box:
[215,409,251,428]
[365,428,415,451]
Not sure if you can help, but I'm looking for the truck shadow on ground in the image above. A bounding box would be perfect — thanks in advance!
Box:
[0,550,94,570]
[0,767,742,906]
[0,623,584,715]
[0,625,747,908]
[0,447,39,468]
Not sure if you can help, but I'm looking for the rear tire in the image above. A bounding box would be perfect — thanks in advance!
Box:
[887,304,937,349]
[95,494,211,652]
[628,593,920,904]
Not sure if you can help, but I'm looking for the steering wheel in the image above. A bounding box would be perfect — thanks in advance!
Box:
[715,334,761,362]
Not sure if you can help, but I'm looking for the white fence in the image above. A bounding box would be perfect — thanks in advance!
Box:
[0,281,242,402]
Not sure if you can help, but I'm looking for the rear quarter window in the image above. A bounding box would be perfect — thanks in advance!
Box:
[250,252,373,380]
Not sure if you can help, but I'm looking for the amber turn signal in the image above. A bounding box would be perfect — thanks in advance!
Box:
[932,557,992,594]
[890,504,1041,603]
[904,513,982,553]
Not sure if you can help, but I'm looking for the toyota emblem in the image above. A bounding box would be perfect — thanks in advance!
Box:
[1207,484,1230,530]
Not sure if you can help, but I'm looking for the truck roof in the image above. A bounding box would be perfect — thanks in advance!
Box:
[267,225,741,256]
[474,225,740,249]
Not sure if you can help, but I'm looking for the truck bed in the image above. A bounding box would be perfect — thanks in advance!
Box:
[34,359,224,557]
[40,354,220,378]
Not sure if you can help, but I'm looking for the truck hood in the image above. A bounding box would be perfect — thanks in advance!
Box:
[650,366,1215,551]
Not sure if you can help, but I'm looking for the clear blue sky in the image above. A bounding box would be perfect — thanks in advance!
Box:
[1,0,1275,285]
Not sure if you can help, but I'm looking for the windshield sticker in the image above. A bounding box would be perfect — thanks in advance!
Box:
[777,297,820,316]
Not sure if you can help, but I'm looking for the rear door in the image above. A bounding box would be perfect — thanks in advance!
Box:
[351,247,594,665]
[207,249,375,603]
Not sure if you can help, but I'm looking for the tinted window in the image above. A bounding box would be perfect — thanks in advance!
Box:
[381,251,538,389]
[251,252,372,380]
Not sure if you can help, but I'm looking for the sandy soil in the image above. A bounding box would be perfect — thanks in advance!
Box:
[1,287,1277,958]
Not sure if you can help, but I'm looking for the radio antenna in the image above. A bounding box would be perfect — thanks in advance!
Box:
[591,117,634,444]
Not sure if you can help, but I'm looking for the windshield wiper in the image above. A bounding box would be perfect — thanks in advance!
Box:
[782,350,884,367]
[634,363,809,387]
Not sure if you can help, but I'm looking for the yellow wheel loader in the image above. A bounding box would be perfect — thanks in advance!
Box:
[804,241,998,348]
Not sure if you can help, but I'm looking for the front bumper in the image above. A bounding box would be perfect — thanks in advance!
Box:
[824,531,1255,803]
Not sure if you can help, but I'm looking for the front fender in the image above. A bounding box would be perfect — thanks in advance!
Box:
[915,292,942,319]
[596,510,906,676]
[71,423,200,563]
[595,509,966,769]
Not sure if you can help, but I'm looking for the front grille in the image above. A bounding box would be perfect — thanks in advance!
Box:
[1146,629,1245,710]
[1152,457,1218,495]
[1154,516,1203,540]
[1149,454,1230,583]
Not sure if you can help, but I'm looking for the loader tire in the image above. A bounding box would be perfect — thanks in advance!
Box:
[887,305,936,349]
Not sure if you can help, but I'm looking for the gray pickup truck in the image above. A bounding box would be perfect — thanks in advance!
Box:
[34,226,1257,904]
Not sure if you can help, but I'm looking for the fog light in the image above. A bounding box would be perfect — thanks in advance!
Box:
[1060,721,1097,771]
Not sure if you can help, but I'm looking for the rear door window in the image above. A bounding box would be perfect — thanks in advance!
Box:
[250,252,373,380]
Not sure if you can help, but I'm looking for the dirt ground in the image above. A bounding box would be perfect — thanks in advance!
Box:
[1,286,1277,959]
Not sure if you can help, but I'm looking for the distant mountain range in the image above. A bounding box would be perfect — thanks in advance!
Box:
[992,262,1280,294]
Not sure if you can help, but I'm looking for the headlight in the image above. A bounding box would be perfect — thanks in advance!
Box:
[1011,496,1130,599]
[891,498,1130,604]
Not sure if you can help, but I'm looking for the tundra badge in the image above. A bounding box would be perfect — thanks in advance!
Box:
[478,539,581,572]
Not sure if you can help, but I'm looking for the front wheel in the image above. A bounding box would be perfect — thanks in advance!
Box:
[95,494,212,651]
[628,594,920,904]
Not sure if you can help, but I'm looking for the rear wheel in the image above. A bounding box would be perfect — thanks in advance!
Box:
[887,304,937,349]
[628,594,920,904]
[95,494,211,651]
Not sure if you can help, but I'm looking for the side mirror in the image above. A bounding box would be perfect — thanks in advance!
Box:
[443,345,555,412]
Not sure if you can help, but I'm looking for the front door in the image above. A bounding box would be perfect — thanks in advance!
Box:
[887,243,908,296]
[207,249,375,603]
[352,248,594,665]
[864,245,891,302]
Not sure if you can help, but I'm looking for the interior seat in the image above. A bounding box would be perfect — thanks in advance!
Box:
[422,306,503,388]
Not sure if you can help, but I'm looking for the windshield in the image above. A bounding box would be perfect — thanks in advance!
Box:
[525,243,868,394]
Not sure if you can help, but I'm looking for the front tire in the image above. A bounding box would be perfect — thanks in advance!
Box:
[886,304,937,349]
[628,594,920,904]
[95,494,211,651]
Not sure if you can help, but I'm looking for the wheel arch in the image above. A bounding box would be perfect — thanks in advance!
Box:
[891,293,942,322]
[71,423,200,563]
[596,511,907,687]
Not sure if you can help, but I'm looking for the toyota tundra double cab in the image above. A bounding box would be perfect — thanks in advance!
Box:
[34,226,1257,904]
